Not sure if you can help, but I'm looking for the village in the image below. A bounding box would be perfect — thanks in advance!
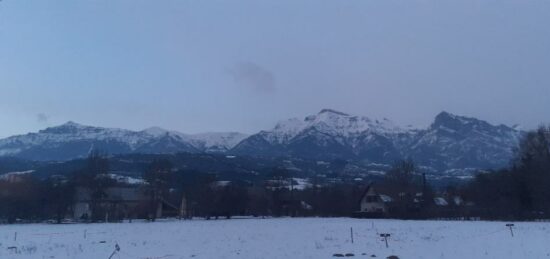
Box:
[0,153,474,224]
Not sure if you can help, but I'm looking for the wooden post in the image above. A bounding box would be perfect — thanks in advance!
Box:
[108,244,120,259]
[506,224,514,237]
[14,232,17,241]
[350,227,354,244]
[380,233,390,248]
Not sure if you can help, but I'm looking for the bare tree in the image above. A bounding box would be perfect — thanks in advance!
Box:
[143,159,173,221]
[76,151,112,222]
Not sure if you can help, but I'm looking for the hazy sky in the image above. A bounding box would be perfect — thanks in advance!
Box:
[1,0,549,137]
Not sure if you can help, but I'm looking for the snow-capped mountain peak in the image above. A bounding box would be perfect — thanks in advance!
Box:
[231,110,523,172]
[141,126,171,137]
[39,121,92,134]
[432,111,481,128]
[431,111,518,134]
[60,121,83,128]
[0,123,248,160]
[263,109,405,144]
[317,109,350,116]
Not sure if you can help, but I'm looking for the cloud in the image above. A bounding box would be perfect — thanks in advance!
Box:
[36,113,49,124]
[228,62,276,93]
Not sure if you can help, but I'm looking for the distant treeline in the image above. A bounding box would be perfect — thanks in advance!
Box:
[460,126,550,220]
[368,125,550,221]
[0,126,549,223]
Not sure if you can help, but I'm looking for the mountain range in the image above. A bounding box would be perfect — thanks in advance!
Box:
[232,109,522,171]
[0,110,523,173]
[0,122,248,161]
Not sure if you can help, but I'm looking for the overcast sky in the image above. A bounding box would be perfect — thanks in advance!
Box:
[1,0,549,137]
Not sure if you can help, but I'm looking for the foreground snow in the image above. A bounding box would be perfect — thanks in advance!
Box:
[1,218,549,259]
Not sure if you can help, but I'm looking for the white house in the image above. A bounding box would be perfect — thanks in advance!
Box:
[359,184,393,214]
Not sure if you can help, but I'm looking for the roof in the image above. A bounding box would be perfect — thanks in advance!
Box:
[434,197,449,206]
[359,183,374,201]
[359,183,394,204]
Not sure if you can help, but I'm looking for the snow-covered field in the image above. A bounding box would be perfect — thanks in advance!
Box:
[0,218,549,259]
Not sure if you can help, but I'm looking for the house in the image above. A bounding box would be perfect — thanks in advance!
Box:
[73,187,150,221]
[358,184,393,214]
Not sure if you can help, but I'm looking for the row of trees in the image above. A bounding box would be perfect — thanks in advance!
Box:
[0,176,75,223]
[140,161,364,219]
[461,126,550,220]
[361,126,550,220]
[0,151,111,223]
[0,158,410,223]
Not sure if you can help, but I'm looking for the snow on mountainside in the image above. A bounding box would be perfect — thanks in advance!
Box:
[0,122,248,161]
[231,109,523,172]
[141,127,248,152]
[0,121,143,149]
[0,110,524,173]
[188,132,249,153]
[231,109,413,159]
[261,109,405,145]
[0,122,149,160]
[407,111,522,170]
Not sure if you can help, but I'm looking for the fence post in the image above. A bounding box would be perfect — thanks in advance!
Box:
[380,233,390,248]
[506,224,514,237]
[108,244,120,259]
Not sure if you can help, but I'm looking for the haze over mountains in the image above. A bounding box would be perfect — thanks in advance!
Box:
[0,110,523,173]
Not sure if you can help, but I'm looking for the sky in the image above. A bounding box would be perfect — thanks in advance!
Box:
[0,0,549,137]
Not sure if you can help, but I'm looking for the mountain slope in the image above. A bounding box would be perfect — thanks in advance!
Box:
[0,122,248,161]
[0,110,523,173]
[141,127,248,153]
[406,112,522,170]
[231,109,411,162]
[232,109,406,160]
[231,110,523,172]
